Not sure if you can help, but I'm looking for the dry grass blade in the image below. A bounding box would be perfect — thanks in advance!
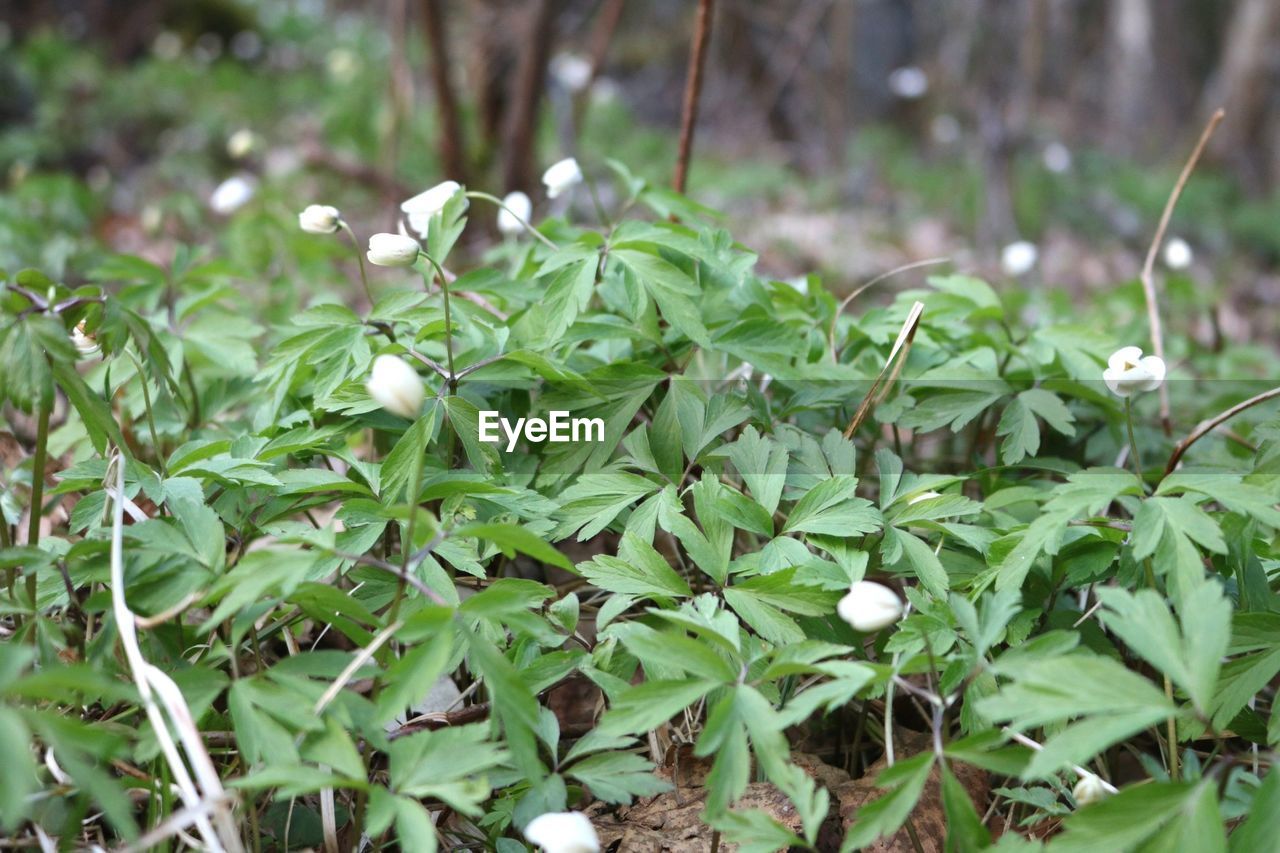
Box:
[1140,108,1225,435]
[828,256,950,360]
[106,452,243,853]
[1001,728,1118,794]
[843,301,925,438]
[313,619,404,715]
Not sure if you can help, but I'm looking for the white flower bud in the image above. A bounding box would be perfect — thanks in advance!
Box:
[299,204,341,234]
[550,53,593,93]
[366,355,424,418]
[1163,237,1193,271]
[1042,142,1072,174]
[524,811,600,853]
[325,47,360,83]
[226,128,258,160]
[209,174,257,215]
[1072,775,1109,807]
[401,181,464,237]
[366,233,420,267]
[888,66,929,99]
[1000,241,1038,276]
[71,321,100,359]
[1103,346,1166,398]
[542,158,583,199]
[497,191,533,236]
[837,581,904,633]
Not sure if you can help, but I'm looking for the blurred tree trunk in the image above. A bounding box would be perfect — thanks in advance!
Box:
[1105,0,1156,153]
[420,0,469,183]
[1201,0,1280,190]
[472,0,518,161]
[502,0,557,193]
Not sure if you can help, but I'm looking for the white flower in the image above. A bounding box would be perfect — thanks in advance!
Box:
[1000,241,1038,276]
[1042,142,1072,174]
[299,204,341,234]
[366,355,424,418]
[401,181,464,237]
[71,321,99,359]
[367,233,420,267]
[226,128,258,160]
[888,66,929,99]
[1163,237,1193,270]
[1103,346,1166,398]
[326,47,360,82]
[152,30,183,61]
[550,53,593,93]
[1072,775,1109,807]
[209,174,257,215]
[837,581,904,633]
[497,191,533,236]
[542,158,583,199]
[524,812,600,853]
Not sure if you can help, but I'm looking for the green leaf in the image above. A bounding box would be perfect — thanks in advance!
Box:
[783,476,881,537]
[1049,781,1224,853]
[1230,768,1280,852]
[614,249,710,346]
[554,472,660,540]
[1097,580,1230,716]
[941,764,991,853]
[980,653,1176,777]
[566,751,671,804]
[53,361,125,453]
[841,753,935,851]
[0,708,35,831]
[887,528,950,598]
[598,679,716,736]
[380,405,440,502]
[576,532,692,599]
[464,627,544,780]
[728,426,788,515]
[455,521,572,571]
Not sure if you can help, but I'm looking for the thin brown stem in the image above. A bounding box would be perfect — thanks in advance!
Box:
[673,0,715,194]
[1163,384,1280,477]
[25,396,51,616]
[1139,108,1224,436]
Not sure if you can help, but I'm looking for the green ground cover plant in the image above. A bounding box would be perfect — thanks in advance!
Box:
[3,151,1280,852]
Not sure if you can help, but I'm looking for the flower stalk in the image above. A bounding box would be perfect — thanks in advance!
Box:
[338,220,374,304]
[464,190,558,249]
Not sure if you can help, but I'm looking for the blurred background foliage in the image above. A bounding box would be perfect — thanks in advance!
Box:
[0,0,1278,338]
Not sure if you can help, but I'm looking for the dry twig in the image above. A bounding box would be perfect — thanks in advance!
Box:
[1163,384,1280,477]
[673,0,716,194]
[1139,108,1224,435]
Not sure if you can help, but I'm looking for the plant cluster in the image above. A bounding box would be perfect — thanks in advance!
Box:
[2,161,1279,852]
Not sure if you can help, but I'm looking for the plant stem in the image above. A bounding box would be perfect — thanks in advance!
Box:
[387,447,427,626]
[464,191,558,250]
[339,220,374,305]
[1124,397,1144,487]
[25,395,51,616]
[418,254,456,393]
[673,0,715,194]
[124,349,167,476]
